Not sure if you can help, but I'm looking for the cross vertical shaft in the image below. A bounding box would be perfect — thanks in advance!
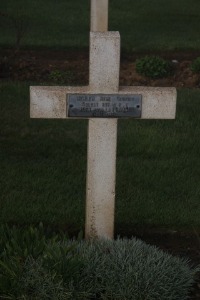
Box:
[85,1,119,239]
[91,0,108,32]
[30,0,177,242]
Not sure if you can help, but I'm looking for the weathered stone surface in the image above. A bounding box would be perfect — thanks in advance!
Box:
[86,31,120,239]
[30,86,176,120]
[30,86,89,119]
[120,86,177,119]
[89,32,120,93]
[91,0,108,32]
[85,118,117,239]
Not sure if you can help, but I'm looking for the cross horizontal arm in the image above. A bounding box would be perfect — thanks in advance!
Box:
[30,86,176,119]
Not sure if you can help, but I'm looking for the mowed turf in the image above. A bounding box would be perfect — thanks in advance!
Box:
[0,82,200,231]
[0,0,200,51]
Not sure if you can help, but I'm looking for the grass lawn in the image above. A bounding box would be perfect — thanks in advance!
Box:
[0,82,200,232]
[0,0,200,51]
[0,0,200,234]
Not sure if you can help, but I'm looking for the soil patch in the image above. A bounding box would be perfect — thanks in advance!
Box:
[1,49,200,87]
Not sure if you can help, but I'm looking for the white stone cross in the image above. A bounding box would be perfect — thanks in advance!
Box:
[30,0,176,239]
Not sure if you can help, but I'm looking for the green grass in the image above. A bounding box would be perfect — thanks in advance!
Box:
[0,82,200,231]
[1,0,200,51]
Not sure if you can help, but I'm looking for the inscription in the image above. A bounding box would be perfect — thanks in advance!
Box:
[67,94,142,118]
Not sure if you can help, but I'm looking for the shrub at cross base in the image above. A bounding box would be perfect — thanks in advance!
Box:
[0,225,198,299]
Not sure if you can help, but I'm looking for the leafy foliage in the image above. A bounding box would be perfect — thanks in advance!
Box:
[0,225,198,299]
[0,224,75,299]
[21,257,66,300]
[135,55,172,79]
[191,57,200,73]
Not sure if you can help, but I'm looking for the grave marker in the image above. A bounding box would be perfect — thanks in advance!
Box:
[30,0,176,239]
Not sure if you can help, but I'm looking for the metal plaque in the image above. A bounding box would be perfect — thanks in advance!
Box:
[67,94,142,118]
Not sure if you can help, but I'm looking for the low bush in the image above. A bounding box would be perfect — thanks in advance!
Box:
[73,239,198,300]
[191,57,200,73]
[0,225,198,299]
[135,55,172,79]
